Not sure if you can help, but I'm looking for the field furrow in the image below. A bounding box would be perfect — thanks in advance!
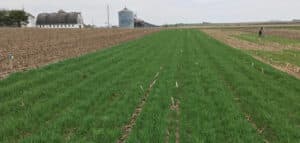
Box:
[0,29,299,143]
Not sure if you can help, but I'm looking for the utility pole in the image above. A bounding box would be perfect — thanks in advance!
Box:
[107,4,110,28]
[22,3,25,11]
[92,17,95,28]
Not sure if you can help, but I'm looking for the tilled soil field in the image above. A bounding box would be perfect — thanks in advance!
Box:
[202,28,300,51]
[238,28,300,40]
[0,28,160,78]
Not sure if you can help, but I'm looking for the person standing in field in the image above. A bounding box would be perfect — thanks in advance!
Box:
[258,27,264,37]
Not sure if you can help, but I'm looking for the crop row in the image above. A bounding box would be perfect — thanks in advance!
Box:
[0,29,299,142]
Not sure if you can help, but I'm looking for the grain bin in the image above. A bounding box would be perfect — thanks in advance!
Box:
[118,8,134,28]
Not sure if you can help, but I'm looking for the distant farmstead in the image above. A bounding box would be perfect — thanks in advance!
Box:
[36,10,84,28]
[118,7,157,28]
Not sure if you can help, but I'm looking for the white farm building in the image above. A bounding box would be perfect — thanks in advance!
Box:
[26,14,36,27]
[36,10,84,28]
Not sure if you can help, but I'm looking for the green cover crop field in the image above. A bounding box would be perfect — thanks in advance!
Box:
[0,29,299,143]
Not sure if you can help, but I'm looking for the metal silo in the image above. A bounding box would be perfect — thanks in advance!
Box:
[118,8,134,28]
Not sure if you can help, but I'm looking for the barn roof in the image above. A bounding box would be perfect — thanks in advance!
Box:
[36,10,81,25]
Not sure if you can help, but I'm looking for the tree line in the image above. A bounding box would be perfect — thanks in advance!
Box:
[0,10,28,27]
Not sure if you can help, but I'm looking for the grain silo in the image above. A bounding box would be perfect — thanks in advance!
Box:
[118,8,134,28]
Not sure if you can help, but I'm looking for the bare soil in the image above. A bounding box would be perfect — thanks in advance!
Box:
[253,56,300,79]
[202,29,299,51]
[0,28,160,79]
[240,28,300,40]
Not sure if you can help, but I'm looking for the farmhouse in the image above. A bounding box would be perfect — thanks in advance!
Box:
[36,10,84,28]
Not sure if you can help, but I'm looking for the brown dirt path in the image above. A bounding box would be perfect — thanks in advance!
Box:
[117,70,161,143]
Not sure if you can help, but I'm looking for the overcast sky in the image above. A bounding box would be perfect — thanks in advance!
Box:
[1,0,300,26]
